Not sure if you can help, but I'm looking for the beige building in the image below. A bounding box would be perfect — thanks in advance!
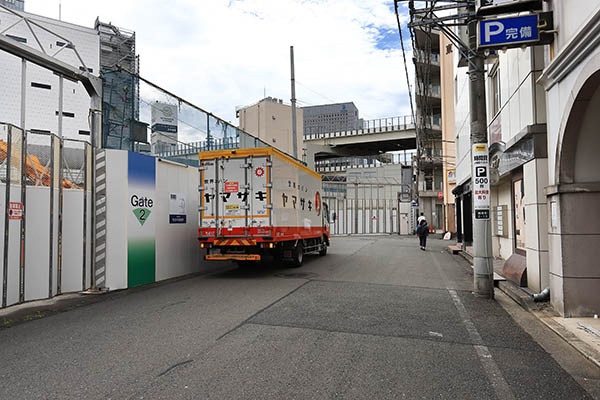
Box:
[237,97,304,160]
[440,33,456,234]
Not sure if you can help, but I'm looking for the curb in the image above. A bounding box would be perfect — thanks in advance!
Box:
[449,250,600,370]
[496,278,600,370]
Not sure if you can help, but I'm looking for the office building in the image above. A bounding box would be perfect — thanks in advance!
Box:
[302,102,362,137]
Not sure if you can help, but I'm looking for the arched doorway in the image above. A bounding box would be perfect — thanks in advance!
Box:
[550,69,600,317]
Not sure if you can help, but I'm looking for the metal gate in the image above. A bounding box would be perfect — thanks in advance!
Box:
[322,178,413,236]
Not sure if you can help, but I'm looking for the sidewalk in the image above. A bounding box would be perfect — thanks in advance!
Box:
[448,242,600,370]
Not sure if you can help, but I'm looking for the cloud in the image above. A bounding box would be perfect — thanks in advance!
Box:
[25,0,414,126]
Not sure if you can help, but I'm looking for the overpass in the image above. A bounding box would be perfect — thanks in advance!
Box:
[304,115,423,160]
[155,115,438,164]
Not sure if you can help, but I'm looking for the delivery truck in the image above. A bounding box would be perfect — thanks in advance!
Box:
[198,147,330,267]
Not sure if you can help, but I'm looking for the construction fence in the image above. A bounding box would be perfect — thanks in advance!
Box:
[102,69,271,162]
[0,123,92,309]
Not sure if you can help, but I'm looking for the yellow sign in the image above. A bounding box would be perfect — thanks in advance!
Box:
[474,144,487,152]
[226,205,240,210]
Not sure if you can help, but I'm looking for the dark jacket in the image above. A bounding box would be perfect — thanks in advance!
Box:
[417,223,429,237]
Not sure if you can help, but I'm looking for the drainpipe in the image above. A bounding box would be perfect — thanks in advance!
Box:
[532,288,550,302]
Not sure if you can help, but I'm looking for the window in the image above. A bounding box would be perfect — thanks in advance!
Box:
[55,111,75,118]
[56,41,74,49]
[489,63,500,117]
[6,34,27,43]
[513,178,526,251]
[31,82,52,90]
[78,130,90,136]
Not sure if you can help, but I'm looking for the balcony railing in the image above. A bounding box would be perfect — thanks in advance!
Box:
[414,50,440,66]
[416,84,441,98]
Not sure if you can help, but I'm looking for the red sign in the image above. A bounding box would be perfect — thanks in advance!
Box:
[438,191,444,199]
[8,202,23,220]
[224,182,239,193]
[315,192,322,216]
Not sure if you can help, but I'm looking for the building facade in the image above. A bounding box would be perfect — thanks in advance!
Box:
[440,33,456,234]
[302,102,362,137]
[453,32,548,293]
[539,0,600,317]
[414,23,444,232]
[237,97,304,159]
[449,0,600,317]
[0,7,100,143]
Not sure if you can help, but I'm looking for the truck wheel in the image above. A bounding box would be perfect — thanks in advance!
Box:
[290,243,304,268]
[319,243,328,256]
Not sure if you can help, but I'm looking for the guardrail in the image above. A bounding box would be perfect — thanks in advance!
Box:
[304,115,416,141]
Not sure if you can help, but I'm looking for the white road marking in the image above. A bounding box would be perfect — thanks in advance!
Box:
[431,252,515,400]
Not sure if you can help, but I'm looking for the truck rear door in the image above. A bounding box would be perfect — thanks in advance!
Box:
[199,154,271,238]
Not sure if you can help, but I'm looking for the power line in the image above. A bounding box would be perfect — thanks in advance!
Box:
[295,80,337,104]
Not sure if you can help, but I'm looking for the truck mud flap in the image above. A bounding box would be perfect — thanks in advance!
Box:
[205,254,261,261]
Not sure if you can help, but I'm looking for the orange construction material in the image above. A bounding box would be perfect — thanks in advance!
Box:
[0,139,78,188]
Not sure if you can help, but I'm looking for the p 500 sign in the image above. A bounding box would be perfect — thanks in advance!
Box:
[478,14,539,49]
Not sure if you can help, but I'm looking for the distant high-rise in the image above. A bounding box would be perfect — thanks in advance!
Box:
[302,102,363,136]
[0,0,24,11]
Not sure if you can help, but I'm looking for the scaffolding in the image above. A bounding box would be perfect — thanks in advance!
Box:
[95,19,141,151]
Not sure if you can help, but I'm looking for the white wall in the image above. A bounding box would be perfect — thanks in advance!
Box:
[104,150,128,291]
[489,46,546,144]
[155,160,202,281]
[103,150,213,291]
[454,61,471,186]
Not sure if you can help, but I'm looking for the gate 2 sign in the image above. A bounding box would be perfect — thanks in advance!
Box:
[478,14,539,49]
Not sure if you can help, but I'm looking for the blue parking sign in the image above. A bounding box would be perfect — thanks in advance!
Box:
[478,14,539,48]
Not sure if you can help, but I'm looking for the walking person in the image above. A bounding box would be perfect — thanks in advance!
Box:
[417,219,429,251]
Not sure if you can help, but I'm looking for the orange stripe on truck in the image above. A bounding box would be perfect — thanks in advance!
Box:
[214,239,257,246]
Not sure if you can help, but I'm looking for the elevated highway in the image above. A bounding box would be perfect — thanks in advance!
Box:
[304,116,423,159]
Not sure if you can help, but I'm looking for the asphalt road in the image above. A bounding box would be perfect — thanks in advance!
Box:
[1,236,599,399]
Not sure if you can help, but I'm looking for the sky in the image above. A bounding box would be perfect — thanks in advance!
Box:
[25,0,414,125]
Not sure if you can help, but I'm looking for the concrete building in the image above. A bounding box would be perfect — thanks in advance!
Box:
[237,97,304,160]
[302,102,363,137]
[449,0,600,317]
[413,21,444,231]
[539,1,600,317]
[440,33,456,234]
[452,29,548,295]
[0,0,24,11]
[0,6,100,143]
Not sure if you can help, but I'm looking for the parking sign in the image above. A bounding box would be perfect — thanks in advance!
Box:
[472,144,490,220]
[478,14,539,49]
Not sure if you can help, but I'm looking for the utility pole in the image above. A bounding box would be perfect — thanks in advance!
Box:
[467,4,494,298]
[290,46,298,158]
[290,45,298,159]
[400,0,493,298]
